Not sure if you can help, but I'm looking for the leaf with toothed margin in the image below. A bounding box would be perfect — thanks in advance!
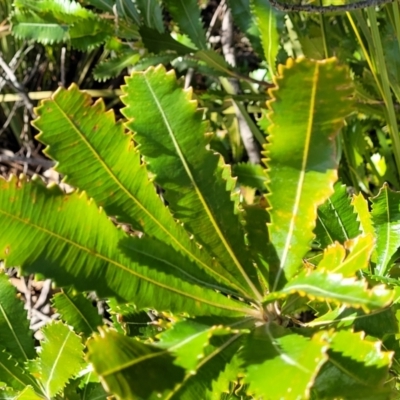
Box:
[122,65,263,300]
[266,58,354,291]
[240,324,329,400]
[0,273,36,364]
[264,270,393,312]
[37,322,85,398]
[317,234,374,276]
[33,84,242,299]
[0,176,254,317]
[315,183,361,248]
[371,183,400,276]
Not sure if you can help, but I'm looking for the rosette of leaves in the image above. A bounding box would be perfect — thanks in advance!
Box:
[0,58,399,399]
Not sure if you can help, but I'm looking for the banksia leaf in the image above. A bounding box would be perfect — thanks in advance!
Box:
[0,274,35,363]
[240,324,328,400]
[0,176,253,317]
[33,84,240,297]
[37,322,85,398]
[266,58,354,290]
[52,289,102,338]
[371,183,400,276]
[163,0,207,50]
[317,234,374,276]
[315,183,360,248]
[122,66,262,300]
[265,270,393,311]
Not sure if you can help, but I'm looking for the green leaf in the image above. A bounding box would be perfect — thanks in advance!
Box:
[135,0,164,33]
[140,27,195,55]
[0,176,253,317]
[226,0,263,55]
[163,0,207,50]
[232,162,267,191]
[33,84,243,298]
[313,332,394,399]
[266,58,354,290]
[93,52,141,81]
[330,330,393,368]
[37,322,85,397]
[250,0,281,74]
[0,349,36,391]
[87,328,185,400]
[52,289,102,338]
[315,183,361,248]
[371,183,400,276]
[240,324,328,399]
[352,192,374,237]
[0,274,35,363]
[317,234,374,276]
[122,65,263,300]
[266,270,393,312]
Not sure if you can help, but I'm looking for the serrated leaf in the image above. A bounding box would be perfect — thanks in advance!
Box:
[0,349,37,392]
[0,274,35,363]
[315,183,361,248]
[156,320,236,372]
[122,65,263,300]
[250,0,282,74]
[38,322,85,397]
[266,58,354,291]
[163,0,206,50]
[240,324,328,399]
[226,0,263,55]
[87,328,185,400]
[371,183,400,276]
[52,289,102,338]
[0,176,254,317]
[33,84,245,298]
[330,330,392,367]
[265,270,393,312]
[352,192,374,236]
[93,52,140,81]
[317,234,374,276]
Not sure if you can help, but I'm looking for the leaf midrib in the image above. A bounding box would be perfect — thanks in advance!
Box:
[142,74,262,301]
[50,96,245,297]
[272,62,319,291]
[0,208,256,316]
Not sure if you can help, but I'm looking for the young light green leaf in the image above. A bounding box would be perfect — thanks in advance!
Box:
[33,84,244,297]
[122,65,263,300]
[87,328,185,400]
[37,322,84,398]
[240,324,328,399]
[0,274,35,363]
[352,192,374,236]
[266,58,354,290]
[52,289,102,338]
[0,177,253,317]
[317,234,374,276]
[371,183,400,276]
[163,0,207,50]
[250,0,281,74]
[265,270,393,312]
[315,183,361,248]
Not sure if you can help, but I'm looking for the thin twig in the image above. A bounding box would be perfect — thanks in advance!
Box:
[0,154,55,168]
[269,0,394,13]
